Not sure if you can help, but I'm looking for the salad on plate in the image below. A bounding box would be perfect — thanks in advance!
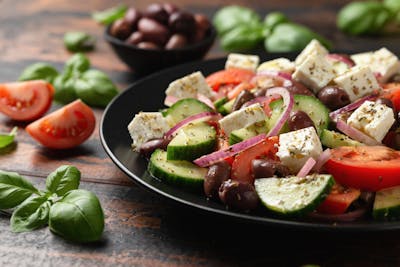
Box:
[127,39,400,222]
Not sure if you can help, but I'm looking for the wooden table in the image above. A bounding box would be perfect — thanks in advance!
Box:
[1,0,400,266]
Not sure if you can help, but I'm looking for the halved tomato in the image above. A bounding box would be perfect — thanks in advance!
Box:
[325,146,400,191]
[317,183,361,214]
[381,83,400,111]
[26,100,95,149]
[206,68,255,92]
[0,80,54,121]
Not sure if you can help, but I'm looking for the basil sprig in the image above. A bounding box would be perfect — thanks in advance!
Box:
[0,127,17,149]
[0,165,104,243]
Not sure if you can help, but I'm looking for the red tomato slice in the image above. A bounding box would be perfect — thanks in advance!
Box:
[0,80,54,121]
[206,68,255,92]
[317,183,361,214]
[231,136,279,184]
[26,100,95,149]
[381,83,400,111]
[325,146,400,191]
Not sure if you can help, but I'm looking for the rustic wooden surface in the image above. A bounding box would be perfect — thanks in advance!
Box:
[1,0,400,266]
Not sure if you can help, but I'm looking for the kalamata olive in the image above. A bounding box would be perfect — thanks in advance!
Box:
[110,18,132,40]
[287,81,313,96]
[165,33,187,49]
[317,86,350,110]
[169,11,196,35]
[137,41,160,50]
[138,17,170,45]
[204,161,231,199]
[376,98,395,111]
[145,3,169,25]
[163,3,179,15]
[126,31,144,45]
[252,159,290,178]
[232,90,255,111]
[218,180,259,211]
[191,13,210,42]
[288,110,315,131]
[139,138,171,158]
[253,88,268,97]
[124,7,142,30]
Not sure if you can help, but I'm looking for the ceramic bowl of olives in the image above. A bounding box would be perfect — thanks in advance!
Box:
[104,3,216,75]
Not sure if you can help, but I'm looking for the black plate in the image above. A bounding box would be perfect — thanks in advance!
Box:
[100,54,400,232]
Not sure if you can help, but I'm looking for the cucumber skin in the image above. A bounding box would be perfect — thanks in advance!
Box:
[167,138,216,161]
[373,206,400,221]
[214,97,228,110]
[148,150,205,191]
[164,98,212,124]
[218,99,235,115]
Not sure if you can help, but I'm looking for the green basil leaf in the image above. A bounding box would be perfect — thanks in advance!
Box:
[64,53,90,77]
[18,63,59,83]
[49,189,104,243]
[264,12,289,30]
[64,31,96,52]
[53,74,78,104]
[46,165,80,196]
[0,170,39,209]
[0,127,17,149]
[11,195,50,232]
[75,69,118,107]
[220,25,264,51]
[92,4,128,25]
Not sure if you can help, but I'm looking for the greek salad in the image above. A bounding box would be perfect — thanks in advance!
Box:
[127,39,400,222]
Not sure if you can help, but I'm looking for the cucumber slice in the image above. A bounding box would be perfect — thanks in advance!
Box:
[255,174,334,216]
[320,129,363,148]
[167,122,216,161]
[266,95,330,136]
[218,98,235,115]
[214,97,228,110]
[148,149,207,190]
[229,121,268,145]
[164,98,212,125]
[373,186,400,221]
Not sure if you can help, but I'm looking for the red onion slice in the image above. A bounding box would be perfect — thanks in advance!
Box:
[252,72,293,88]
[336,119,381,146]
[329,94,376,122]
[164,111,221,139]
[193,134,267,167]
[241,96,270,109]
[197,94,215,110]
[297,157,317,177]
[164,95,180,107]
[313,149,331,173]
[326,54,355,67]
[257,70,293,81]
[266,87,294,137]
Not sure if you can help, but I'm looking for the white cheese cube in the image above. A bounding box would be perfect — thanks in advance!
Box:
[333,66,381,102]
[276,127,323,173]
[292,52,335,94]
[347,100,395,142]
[165,71,212,98]
[218,103,265,135]
[351,48,400,83]
[257,58,295,74]
[295,39,329,66]
[225,53,259,72]
[127,112,170,151]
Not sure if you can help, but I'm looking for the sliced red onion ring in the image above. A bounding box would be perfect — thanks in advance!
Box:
[313,149,331,173]
[329,94,376,122]
[164,95,179,107]
[164,111,221,139]
[266,87,294,137]
[326,54,355,67]
[307,207,367,222]
[197,94,215,110]
[241,96,270,109]
[336,119,381,146]
[258,70,293,81]
[193,134,267,167]
[252,72,293,88]
[297,157,316,177]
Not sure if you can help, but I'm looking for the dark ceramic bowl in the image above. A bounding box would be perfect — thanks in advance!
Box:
[104,25,217,75]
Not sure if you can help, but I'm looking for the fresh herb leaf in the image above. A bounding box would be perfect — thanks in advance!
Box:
[18,63,59,83]
[64,31,96,52]
[0,127,17,149]
[92,4,128,25]
[46,165,80,196]
[0,170,39,209]
[11,195,50,232]
[64,53,91,76]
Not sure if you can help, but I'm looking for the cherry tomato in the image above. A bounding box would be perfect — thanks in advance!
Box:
[325,146,400,191]
[231,136,279,184]
[317,183,361,214]
[206,68,255,92]
[26,100,95,149]
[0,80,54,121]
[382,83,400,111]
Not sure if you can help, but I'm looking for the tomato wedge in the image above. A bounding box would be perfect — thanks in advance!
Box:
[317,183,361,214]
[381,83,400,111]
[231,136,279,184]
[26,100,95,149]
[0,80,54,121]
[325,146,400,191]
[206,68,255,92]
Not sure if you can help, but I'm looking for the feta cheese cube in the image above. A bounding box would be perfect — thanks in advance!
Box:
[333,66,381,102]
[276,127,323,173]
[292,52,335,94]
[165,71,212,98]
[127,112,170,151]
[225,53,259,72]
[295,39,329,66]
[347,100,395,142]
[351,48,400,83]
[257,58,295,74]
[218,103,265,135]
